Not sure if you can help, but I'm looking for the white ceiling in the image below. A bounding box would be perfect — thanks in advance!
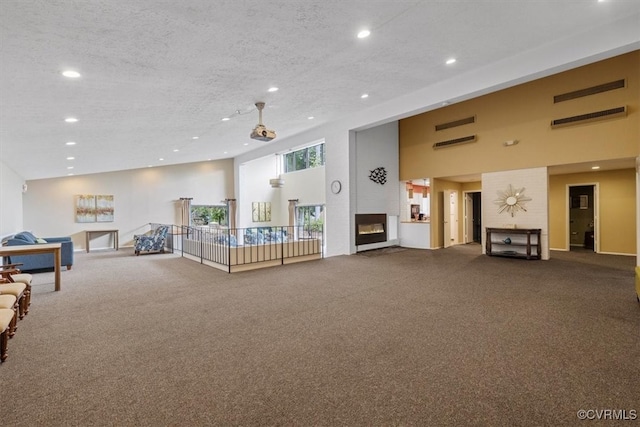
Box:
[1,1,639,181]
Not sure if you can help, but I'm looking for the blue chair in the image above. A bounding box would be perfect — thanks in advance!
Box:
[133,225,169,256]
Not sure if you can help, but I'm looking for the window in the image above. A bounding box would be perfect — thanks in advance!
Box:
[190,205,228,226]
[284,143,325,173]
[296,205,324,237]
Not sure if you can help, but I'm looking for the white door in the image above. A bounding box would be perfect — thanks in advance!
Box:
[443,190,452,248]
[449,191,458,245]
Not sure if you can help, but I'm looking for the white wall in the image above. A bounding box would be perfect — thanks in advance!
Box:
[23,160,234,251]
[238,154,326,230]
[352,122,400,252]
[238,155,282,228]
[355,122,400,215]
[280,166,325,212]
[482,167,550,260]
[0,159,25,237]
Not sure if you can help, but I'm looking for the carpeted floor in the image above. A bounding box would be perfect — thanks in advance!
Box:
[1,244,638,426]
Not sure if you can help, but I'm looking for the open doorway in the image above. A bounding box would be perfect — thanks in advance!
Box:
[442,190,459,248]
[568,184,597,252]
[464,191,482,244]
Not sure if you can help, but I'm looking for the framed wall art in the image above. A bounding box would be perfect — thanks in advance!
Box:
[75,194,115,223]
[251,202,271,222]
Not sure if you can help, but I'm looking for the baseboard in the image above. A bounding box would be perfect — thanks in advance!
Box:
[356,239,400,252]
[597,251,636,257]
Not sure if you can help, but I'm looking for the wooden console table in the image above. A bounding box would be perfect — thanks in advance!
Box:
[486,228,541,260]
[0,243,62,291]
[85,229,119,253]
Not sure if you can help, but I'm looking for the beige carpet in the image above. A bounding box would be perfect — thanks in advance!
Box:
[1,244,638,426]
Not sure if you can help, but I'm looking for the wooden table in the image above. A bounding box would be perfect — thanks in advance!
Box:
[0,243,62,291]
[85,229,119,253]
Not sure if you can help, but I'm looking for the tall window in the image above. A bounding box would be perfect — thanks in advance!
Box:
[190,205,228,226]
[284,143,325,173]
[296,205,324,237]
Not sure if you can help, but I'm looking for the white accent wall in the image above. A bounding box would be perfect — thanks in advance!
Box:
[353,122,400,252]
[0,160,25,237]
[482,167,550,260]
[355,122,400,216]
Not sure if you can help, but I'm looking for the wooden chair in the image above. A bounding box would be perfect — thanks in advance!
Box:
[0,295,17,338]
[0,308,15,362]
[1,263,32,315]
[0,279,27,320]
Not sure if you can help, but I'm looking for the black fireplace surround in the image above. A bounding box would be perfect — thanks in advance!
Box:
[355,213,387,246]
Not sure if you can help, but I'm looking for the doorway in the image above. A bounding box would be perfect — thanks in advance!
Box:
[443,190,459,248]
[464,191,482,244]
[568,184,597,252]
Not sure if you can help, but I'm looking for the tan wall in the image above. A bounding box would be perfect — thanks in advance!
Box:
[549,169,636,255]
[399,51,639,180]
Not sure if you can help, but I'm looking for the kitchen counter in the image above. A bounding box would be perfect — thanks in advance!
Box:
[399,221,431,249]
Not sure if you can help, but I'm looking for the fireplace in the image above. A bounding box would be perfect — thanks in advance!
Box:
[355,213,387,246]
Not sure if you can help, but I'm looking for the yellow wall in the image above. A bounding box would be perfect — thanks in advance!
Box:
[399,51,639,180]
[401,51,639,255]
[549,169,636,254]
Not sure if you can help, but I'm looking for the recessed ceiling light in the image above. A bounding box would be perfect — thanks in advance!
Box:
[243,143,249,146]
[221,117,230,121]
[65,117,78,123]
[147,165,153,168]
[446,58,456,65]
[308,116,314,120]
[357,29,370,39]
[442,101,451,106]
[65,141,76,146]
[173,149,179,152]
[192,136,199,139]
[223,151,228,154]
[361,93,369,99]
[268,87,279,92]
[66,156,75,160]
[62,70,81,78]
[159,158,164,161]
[591,166,600,170]
[67,166,74,170]
[67,173,74,176]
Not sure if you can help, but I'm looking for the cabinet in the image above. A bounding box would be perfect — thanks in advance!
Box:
[486,228,541,260]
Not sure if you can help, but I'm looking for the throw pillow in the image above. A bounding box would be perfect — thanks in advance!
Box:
[36,237,48,244]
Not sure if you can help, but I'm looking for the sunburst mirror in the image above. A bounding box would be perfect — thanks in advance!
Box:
[494,184,532,217]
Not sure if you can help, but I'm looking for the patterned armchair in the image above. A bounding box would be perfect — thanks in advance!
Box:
[133,225,169,256]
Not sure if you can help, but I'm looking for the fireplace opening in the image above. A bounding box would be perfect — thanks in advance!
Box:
[355,213,387,245]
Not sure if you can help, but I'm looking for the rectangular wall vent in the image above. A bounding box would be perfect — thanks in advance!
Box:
[554,79,625,103]
[435,116,475,131]
[432,135,476,149]
[551,106,627,129]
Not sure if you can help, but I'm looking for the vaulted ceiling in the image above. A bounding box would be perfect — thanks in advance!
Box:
[1,1,639,180]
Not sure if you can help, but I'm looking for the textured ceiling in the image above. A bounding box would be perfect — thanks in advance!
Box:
[1,0,639,180]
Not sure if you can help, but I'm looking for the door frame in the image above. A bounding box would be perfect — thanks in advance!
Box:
[566,182,599,253]
[463,190,481,244]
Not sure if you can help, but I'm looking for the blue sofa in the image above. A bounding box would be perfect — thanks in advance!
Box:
[4,231,74,272]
